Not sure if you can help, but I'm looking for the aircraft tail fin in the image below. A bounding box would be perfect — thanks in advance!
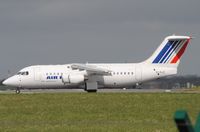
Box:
[144,35,192,67]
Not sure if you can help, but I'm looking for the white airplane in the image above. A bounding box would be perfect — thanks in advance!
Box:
[3,35,192,93]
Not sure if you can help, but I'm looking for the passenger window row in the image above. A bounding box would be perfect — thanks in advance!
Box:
[46,73,63,76]
[112,72,134,75]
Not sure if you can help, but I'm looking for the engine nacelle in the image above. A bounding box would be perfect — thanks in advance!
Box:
[62,74,85,84]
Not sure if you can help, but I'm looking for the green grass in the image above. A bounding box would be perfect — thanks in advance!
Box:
[0,93,199,132]
[182,87,200,92]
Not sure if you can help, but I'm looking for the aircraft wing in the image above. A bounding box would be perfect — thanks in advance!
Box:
[71,63,111,75]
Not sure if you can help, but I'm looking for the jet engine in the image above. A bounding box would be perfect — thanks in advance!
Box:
[62,74,85,84]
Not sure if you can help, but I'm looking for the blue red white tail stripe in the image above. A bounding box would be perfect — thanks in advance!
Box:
[171,39,190,63]
[159,40,178,63]
[152,39,190,64]
[165,40,186,63]
[163,41,182,63]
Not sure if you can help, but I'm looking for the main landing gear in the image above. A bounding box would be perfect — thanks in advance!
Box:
[85,81,97,92]
[136,82,142,89]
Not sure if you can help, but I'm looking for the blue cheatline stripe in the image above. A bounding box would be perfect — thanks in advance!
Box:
[159,41,178,63]
[163,40,182,63]
[152,41,174,63]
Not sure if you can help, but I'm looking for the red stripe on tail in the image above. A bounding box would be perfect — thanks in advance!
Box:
[170,39,190,63]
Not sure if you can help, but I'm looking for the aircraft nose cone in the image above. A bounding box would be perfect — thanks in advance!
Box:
[2,76,19,87]
[2,80,8,85]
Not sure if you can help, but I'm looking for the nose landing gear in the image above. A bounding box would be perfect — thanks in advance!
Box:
[16,88,20,94]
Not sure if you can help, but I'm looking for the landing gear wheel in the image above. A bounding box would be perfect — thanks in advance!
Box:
[136,83,142,89]
[16,88,20,94]
[87,89,97,93]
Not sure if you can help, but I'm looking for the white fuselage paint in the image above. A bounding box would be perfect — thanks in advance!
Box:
[10,63,176,89]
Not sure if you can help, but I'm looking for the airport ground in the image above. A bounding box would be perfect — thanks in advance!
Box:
[0,86,200,131]
[1,86,200,94]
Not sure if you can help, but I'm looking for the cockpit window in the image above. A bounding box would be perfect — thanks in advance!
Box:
[17,72,21,75]
[17,71,29,76]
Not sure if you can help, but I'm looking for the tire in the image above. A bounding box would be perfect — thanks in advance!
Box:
[87,89,97,93]
[16,88,20,94]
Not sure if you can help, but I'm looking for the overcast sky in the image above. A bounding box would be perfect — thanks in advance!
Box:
[0,0,199,78]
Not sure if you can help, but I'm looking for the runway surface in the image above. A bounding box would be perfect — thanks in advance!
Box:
[0,88,176,94]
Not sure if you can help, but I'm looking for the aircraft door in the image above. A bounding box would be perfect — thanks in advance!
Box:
[18,74,22,87]
[135,66,142,82]
[34,67,41,81]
